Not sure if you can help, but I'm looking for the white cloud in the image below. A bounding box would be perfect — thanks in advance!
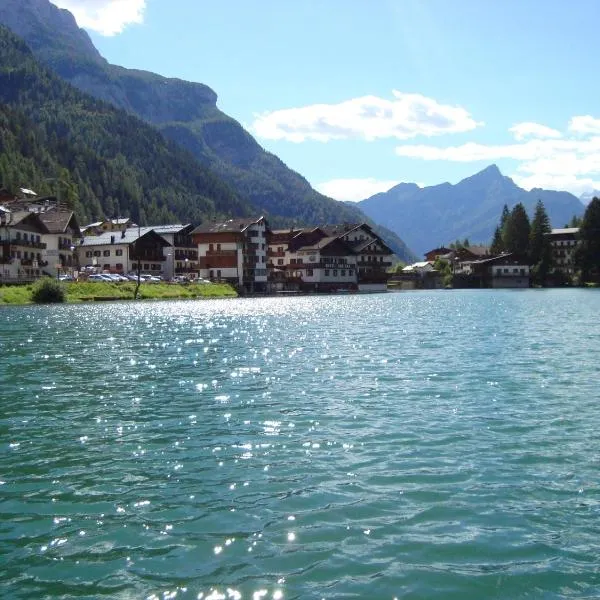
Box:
[394,118,600,195]
[51,0,146,36]
[509,122,562,141]
[568,115,600,135]
[316,178,402,202]
[252,91,481,143]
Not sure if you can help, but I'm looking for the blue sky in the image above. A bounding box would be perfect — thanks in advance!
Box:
[52,0,600,200]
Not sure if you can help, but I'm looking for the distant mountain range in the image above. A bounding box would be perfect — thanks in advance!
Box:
[357,165,585,257]
[0,0,415,263]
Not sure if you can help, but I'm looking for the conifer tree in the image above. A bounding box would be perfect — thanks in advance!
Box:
[529,199,552,285]
[574,197,600,283]
[503,203,530,255]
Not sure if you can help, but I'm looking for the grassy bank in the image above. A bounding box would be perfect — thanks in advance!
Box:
[0,281,237,305]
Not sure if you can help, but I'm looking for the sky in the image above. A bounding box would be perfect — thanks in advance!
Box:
[51,0,600,201]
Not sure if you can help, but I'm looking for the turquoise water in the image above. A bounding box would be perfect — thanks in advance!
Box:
[2,290,600,599]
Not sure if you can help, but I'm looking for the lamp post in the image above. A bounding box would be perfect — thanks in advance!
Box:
[70,244,77,279]
[185,257,189,280]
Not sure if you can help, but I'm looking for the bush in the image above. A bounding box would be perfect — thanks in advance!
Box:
[31,278,66,303]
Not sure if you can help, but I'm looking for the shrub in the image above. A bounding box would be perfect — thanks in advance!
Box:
[31,278,66,303]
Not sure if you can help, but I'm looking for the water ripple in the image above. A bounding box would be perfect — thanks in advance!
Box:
[2,290,600,599]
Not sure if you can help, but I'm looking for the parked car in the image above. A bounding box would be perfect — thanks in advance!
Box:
[88,273,112,282]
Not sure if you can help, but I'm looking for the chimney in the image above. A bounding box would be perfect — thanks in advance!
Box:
[110,235,115,244]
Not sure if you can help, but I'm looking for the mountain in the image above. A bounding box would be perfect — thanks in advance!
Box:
[0,25,250,224]
[0,0,415,263]
[358,165,585,257]
[580,190,600,205]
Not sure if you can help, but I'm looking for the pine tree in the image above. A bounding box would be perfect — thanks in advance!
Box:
[529,200,552,285]
[504,203,530,255]
[490,226,504,254]
[574,197,600,283]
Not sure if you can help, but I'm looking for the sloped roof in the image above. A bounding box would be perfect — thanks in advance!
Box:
[80,228,169,247]
[191,216,266,234]
[6,211,49,232]
[549,227,579,235]
[38,209,80,235]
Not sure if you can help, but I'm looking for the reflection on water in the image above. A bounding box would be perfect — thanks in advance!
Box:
[2,291,600,599]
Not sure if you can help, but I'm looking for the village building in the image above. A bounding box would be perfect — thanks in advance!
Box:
[268,228,358,292]
[38,208,81,278]
[0,197,82,280]
[192,217,269,292]
[547,227,579,278]
[455,253,530,288]
[151,224,198,280]
[0,211,49,280]
[319,224,394,291]
[424,247,452,262]
[77,228,169,276]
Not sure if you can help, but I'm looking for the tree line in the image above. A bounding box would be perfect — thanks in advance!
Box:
[489,198,600,285]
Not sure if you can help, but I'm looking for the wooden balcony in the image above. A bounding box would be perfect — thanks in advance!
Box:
[206,250,237,257]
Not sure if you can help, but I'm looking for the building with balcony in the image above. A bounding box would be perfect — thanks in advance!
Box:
[0,211,49,280]
[546,227,579,278]
[38,208,82,278]
[192,217,269,292]
[268,227,360,292]
[151,224,198,280]
[320,224,394,291]
[77,228,169,276]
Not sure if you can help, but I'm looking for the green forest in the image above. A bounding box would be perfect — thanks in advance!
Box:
[0,26,250,225]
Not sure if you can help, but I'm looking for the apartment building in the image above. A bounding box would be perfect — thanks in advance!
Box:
[192,217,269,291]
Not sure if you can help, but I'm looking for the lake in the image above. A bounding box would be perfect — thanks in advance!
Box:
[2,289,600,599]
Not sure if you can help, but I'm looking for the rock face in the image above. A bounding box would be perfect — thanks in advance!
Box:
[0,0,416,263]
[357,165,585,257]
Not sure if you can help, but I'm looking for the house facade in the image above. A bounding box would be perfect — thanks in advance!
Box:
[464,254,530,288]
[547,227,579,278]
[192,217,269,292]
[77,229,169,276]
[0,211,49,280]
[321,224,394,291]
[152,224,198,280]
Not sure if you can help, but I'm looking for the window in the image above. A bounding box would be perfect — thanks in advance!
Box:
[93,250,101,257]
[86,251,92,258]
[349,269,353,276]
[103,250,111,257]
[16,232,21,240]
[341,270,345,276]
[217,243,221,251]
[277,259,284,265]
[144,264,149,270]
[116,249,123,256]
[217,270,222,278]
[333,270,338,276]
[306,269,314,276]
[209,243,214,252]
[104,264,110,270]
[325,269,330,276]
[116,263,123,270]
[210,270,214,278]
[23,233,28,241]
[277,246,283,252]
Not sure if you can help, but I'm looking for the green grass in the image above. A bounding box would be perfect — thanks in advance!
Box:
[0,281,237,305]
